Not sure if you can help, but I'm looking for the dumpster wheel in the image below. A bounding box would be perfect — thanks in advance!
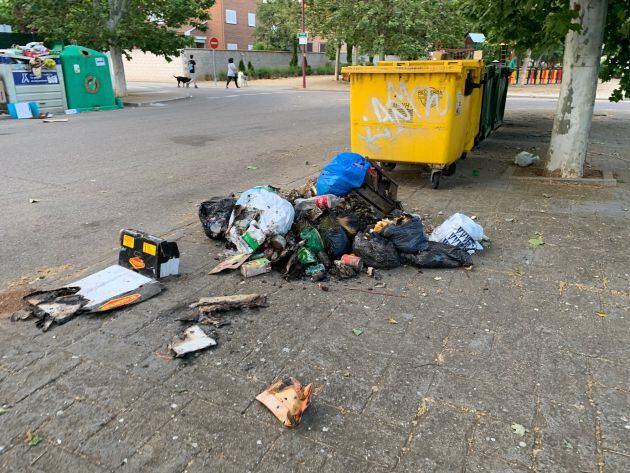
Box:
[380,162,396,171]
[442,162,457,176]
[430,170,441,189]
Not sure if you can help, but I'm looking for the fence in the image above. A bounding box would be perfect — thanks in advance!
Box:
[122,48,333,82]
[508,67,563,85]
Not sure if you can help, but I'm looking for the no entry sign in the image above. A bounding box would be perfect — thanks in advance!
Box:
[208,37,219,49]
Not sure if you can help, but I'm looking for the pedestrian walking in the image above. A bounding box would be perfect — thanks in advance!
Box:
[188,54,198,88]
[226,58,239,89]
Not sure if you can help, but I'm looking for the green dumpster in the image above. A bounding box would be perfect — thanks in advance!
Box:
[60,45,121,111]
[477,63,509,142]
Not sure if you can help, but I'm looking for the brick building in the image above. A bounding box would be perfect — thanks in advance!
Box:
[180,0,326,53]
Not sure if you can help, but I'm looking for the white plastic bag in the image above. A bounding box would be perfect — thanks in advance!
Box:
[429,213,485,252]
[227,187,295,252]
[514,151,540,167]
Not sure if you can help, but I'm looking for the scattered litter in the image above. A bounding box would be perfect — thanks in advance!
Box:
[514,151,540,167]
[400,242,473,269]
[505,217,515,222]
[29,198,40,203]
[246,166,258,170]
[472,169,480,177]
[387,318,398,324]
[542,193,552,199]
[294,195,344,211]
[316,152,371,196]
[15,265,162,331]
[118,229,180,279]
[42,118,68,123]
[429,213,485,252]
[186,293,267,325]
[595,310,607,318]
[169,325,216,357]
[353,232,400,269]
[25,431,42,447]
[519,441,527,448]
[208,253,249,274]
[241,258,272,278]
[0,407,9,415]
[256,377,312,428]
[199,196,236,239]
[226,187,295,254]
[366,267,375,277]
[317,283,329,291]
[352,328,364,336]
[511,422,526,436]
[528,237,545,247]
[375,215,428,253]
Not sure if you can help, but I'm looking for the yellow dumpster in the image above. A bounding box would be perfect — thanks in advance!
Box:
[343,60,484,188]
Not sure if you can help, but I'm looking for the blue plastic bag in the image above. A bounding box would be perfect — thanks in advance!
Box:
[316,152,371,196]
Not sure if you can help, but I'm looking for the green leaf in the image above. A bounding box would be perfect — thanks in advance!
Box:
[0,407,9,415]
[28,433,42,447]
[528,238,544,247]
[352,328,364,336]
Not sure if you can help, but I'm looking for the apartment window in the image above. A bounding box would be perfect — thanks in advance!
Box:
[319,43,326,53]
[247,44,254,51]
[227,43,238,50]
[306,42,313,53]
[225,9,237,24]
[248,13,256,27]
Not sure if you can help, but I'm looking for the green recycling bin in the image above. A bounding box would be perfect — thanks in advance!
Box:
[477,63,510,142]
[60,45,121,111]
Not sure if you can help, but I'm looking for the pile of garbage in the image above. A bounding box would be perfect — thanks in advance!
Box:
[200,152,486,281]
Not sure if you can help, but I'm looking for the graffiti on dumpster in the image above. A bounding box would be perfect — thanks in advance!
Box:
[358,81,450,150]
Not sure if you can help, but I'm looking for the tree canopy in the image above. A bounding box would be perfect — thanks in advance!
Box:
[12,0,215,58]
[462,0,629,101]
[255,0,470,59]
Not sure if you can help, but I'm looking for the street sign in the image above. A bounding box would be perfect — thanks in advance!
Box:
[208,37,219,49]
[297,32,308,45]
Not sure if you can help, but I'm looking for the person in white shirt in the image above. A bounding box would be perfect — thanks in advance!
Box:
[226,58,239,89]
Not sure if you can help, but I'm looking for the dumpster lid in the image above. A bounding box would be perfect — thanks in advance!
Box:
[343,60,483,74]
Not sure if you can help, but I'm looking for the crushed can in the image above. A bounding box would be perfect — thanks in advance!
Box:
[340,254,363,271]
[240,258,271,278]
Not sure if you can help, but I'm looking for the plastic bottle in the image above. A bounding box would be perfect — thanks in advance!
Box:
[294,195,345,211]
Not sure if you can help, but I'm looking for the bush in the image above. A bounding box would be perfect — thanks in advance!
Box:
[247,61,255,74]
[238,59,246,72]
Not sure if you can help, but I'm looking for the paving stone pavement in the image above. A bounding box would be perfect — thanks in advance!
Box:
[1,109,629,472]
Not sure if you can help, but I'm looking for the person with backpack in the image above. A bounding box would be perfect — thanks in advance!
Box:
[188,55,198,88]
[226,58,239,89]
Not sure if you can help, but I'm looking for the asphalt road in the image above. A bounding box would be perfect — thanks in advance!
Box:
[0,86,350,287]
[1,85,628,288]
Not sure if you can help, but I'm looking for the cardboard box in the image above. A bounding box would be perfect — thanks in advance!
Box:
[118,229,180,279]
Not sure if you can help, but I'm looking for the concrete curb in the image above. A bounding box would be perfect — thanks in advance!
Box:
[502,165,617,186]
[122,94,192,107]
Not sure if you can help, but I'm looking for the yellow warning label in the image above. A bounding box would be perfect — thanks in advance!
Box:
[122,235,135,248]
[143,242,157,256]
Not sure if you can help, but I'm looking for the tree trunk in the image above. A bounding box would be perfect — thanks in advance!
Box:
[519,48,531,85]
[110,45,127,97]
[334,43,340,80]
[546,0,607,178]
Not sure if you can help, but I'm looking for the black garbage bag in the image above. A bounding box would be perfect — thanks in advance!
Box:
[376,216,428,254]
[318,216,350,259]
[399,242,473,268]
[352,231,400,269]
[199,196,236,239]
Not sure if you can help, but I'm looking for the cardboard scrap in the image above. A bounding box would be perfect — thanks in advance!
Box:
[256,377,312,428]
[208,253,249,275]
[169,325,216,357]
